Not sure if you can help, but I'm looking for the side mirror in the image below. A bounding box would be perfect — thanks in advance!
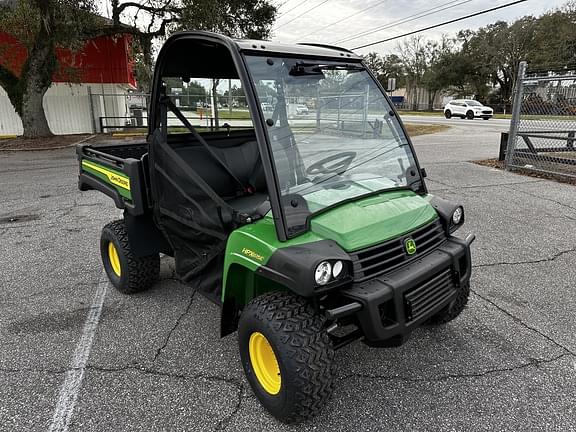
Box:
[420,168,427,178]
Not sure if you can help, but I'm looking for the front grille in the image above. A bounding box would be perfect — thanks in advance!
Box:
[351,219,446,282]
[404,268,455,322]
[482,110,492,114]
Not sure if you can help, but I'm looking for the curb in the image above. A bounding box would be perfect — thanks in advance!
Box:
[0,134,96,152]
[111,132,147,137]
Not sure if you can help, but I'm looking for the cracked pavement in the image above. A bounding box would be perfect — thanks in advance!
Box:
[1,118,575,431]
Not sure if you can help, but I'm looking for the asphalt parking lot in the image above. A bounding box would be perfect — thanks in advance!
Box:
[1,117,575,431]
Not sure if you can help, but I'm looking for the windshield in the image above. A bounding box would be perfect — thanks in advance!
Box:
[465,100,482,106]
[244,55,422,237]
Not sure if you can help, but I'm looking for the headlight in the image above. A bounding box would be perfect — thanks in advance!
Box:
[332,260,343,278]
[315,261,332,285]
[452,207,463,225]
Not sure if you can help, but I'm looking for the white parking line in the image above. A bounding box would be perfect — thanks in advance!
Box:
[48,271,109,432]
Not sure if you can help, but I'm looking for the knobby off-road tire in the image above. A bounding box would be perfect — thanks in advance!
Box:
[427,282,470,325]
[100,219,160,294]
[238,291,335,423]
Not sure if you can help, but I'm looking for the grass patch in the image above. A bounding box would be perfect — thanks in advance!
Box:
[289,123,448,137]
[194,108,252,120]
[547,151,576,160]
[404,123,450,136]
[399,111,444,117]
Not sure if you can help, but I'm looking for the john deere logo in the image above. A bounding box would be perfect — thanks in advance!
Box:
[405,238,417,255]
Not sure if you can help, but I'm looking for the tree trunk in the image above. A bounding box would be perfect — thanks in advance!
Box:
[19,1,57,138]
[427,90,438,111]
[212,79,220,130]
[20,78,53,138]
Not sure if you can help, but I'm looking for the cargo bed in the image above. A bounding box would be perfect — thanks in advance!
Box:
[77,142,149,215]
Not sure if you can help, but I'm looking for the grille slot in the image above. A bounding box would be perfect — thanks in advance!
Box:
[404,268,455,322]
[351,219,446,282]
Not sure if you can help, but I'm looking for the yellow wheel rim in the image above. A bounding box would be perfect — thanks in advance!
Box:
[108,242,121,277]
[249,332,281,395]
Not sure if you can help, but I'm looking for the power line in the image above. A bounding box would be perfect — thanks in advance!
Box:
[273,0,290,11]
[276,0,294,9]
[335,0,473,45]
[351,0,529,50]
[335,0,471,44]
[275,0,308,20]
[295,0,391,40]
[275,0,332,31]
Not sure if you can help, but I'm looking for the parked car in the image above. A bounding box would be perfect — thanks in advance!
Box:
[296,104,309,115]
[260,102,273,112]
[444,99,493,120]
[287,103,309,117]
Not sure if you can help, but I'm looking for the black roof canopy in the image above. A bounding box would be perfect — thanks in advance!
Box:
[158,31,363,79]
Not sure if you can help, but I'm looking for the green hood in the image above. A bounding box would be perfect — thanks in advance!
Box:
[309,190,438,251]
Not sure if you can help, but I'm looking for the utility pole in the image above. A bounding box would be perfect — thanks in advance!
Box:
[211,79,219,130]
[228,79,232,116]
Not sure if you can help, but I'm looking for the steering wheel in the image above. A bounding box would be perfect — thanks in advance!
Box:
[306,151,357,176]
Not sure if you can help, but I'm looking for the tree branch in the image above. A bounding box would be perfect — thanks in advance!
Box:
[0,61,22,115]
[0,63,19,93]
[80,14,179,40]
[114,1,180,19]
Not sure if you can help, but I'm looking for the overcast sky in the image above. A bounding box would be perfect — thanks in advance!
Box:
[271,0,570,55]
[97,0,571,58]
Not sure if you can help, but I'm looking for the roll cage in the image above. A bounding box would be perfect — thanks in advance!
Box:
[147,31,426,242]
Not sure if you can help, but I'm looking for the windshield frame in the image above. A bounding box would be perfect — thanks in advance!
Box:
[241,52,427,240]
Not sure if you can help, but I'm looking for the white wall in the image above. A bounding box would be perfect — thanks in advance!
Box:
[0,83,130,136]
[0,87,23,135]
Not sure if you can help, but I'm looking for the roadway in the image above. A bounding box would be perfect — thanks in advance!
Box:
[1,117,575,431]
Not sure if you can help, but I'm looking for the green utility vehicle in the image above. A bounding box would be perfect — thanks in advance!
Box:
[77,31,475,422]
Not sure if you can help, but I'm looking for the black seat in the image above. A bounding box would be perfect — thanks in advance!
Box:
[175,139,268,217]
[226,192,269,217]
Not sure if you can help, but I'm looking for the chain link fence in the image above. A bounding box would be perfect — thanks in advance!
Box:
[505,61,576,178]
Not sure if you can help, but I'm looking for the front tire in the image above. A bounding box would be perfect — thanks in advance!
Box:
[466,110,475,120]
[100,219,160,294]
[427,282,470,324]
[238,291,335,423]
[444,110,452,119]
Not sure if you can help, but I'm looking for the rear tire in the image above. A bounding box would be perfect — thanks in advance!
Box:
[444,110,452,119]
[466,110,474,120]
[427,282,470,325]
[100,219,160,294]
[238,291,335,423]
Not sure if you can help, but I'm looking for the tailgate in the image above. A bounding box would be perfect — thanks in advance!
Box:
[77,144,148,215]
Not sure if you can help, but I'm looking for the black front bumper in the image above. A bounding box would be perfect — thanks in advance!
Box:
[334,234,474,346]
